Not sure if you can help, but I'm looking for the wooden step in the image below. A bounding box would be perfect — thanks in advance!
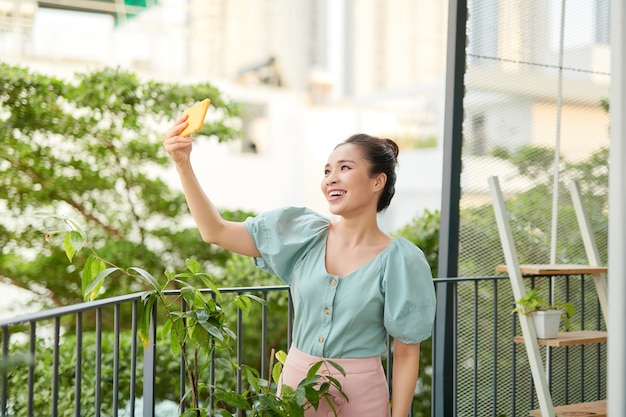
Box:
[514,330,607,346]
[496,263,608,276]
[529,399,606,416]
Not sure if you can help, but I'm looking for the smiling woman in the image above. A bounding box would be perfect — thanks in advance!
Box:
[163,120,437,417]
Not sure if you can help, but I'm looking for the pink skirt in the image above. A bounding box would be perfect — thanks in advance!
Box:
[278,345,391,417]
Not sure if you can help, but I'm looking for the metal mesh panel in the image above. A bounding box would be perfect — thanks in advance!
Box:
[457,0,610,415]
[461,0,610,275]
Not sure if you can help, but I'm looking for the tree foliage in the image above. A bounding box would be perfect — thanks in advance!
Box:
[0,63,241,307]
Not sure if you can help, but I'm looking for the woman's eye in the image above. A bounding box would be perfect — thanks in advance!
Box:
[341,165,350,170]
[324,169,331,175]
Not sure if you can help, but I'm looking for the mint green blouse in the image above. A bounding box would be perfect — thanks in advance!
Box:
[243,206,436,358]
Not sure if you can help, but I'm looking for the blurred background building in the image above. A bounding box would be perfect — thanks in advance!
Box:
[1,0,449,234]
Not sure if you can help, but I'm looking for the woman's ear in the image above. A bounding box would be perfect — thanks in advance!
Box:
[373,173,387,191]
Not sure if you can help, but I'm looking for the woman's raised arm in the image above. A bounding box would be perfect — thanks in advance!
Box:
[163,114,261,258]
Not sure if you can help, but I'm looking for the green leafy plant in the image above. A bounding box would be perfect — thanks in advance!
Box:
[511,287,575,331]
[43,213,347,416]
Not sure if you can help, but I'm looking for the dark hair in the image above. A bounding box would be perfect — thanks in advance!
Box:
[336,133,399,212]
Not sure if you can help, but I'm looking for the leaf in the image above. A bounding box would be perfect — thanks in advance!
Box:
[325,360,346,376]
[303,384,321,406]
[63,233,76,263]
[317,381,330,395]
[139,292,157,349]
[198,321,224,341]
[84,267,119,302]
[323,395,339,416]
[272,362,283,385]
[63,217,87,241]
[293,387,307,407]
[242,365,260,392]
[300,375,321,388]
[195,308,209,322]
[169,318,184,357]
[160,317,173,341]
[181,287,196,309]
[215,357,235,370]
[242,292,270,306]
[234,294,252,316]
[191,323,210,347]
[275,350,288,365]
[129,267,161,291]
[287,400,305,417]
[185,257,201,274]
[214,391,252,410]
[81,256,105,299]
[223,327,237,339]
[324,376,345,395]
[305,361,323,379]
[184,312,197,339]
[69,230,85,253]
[257,393,283,412]
[196,273,222,298]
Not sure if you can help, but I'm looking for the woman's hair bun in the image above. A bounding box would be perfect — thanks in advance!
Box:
[382,138,399,162]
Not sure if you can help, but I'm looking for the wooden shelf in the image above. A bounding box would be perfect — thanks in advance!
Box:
[514,330,607,346]
[529,399,606,416]
[496,264,608,276]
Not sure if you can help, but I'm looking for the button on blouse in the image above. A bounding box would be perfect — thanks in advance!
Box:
[243,206,436,359]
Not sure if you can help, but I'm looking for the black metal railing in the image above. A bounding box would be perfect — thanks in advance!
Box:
[0,275,607,417]
[445,274,607,417]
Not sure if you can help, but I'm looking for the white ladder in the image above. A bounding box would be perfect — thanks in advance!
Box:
[489,176,608,417]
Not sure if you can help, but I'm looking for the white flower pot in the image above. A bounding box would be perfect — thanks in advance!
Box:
[531,310,562,339]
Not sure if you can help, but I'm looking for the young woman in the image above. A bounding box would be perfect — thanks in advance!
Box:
[163,113,437,417]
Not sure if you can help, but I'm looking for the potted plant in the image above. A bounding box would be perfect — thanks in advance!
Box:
[512,287,575,339]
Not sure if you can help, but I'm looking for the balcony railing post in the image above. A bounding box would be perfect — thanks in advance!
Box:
[434,0,467,415]
[2,327,7,417]
[74,314,82,417]
[142,300,157,417]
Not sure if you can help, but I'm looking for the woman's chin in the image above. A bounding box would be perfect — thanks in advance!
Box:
[327,204,342,216]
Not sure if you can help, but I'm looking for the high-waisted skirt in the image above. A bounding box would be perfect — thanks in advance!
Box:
[277,344,391,417]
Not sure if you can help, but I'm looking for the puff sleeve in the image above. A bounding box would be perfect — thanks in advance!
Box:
[382,238,436,344]
[243,206,330,283]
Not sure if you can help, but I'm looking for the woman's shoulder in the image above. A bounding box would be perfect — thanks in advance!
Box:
[261,206,330,226]
[387,236,426,256]
[381,237,431,275]
[248,206,330,240]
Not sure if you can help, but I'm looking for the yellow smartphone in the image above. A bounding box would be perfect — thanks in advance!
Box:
[180,98,211,137]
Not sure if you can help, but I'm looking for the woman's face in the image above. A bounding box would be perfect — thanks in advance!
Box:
[321,143,385,216]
